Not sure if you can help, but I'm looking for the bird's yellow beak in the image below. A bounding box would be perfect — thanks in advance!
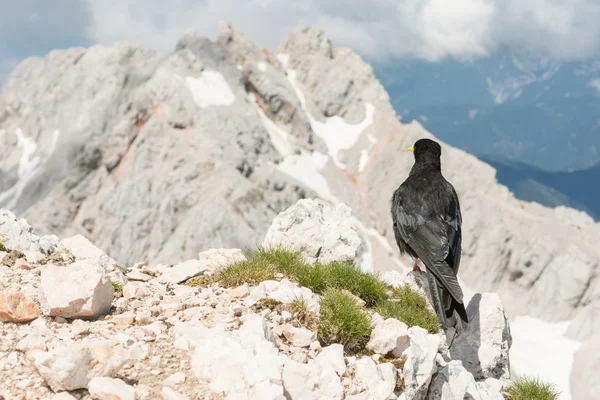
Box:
[407,146,414,152]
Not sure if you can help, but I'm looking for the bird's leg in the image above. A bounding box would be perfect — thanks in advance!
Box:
[413,257,420,271]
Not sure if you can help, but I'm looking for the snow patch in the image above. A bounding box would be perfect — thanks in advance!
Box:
[258,61,267,72]
[276,53,289,69]
[286,70,375,169]
[274,151,337,204]
[248,93,293,157]
[358,149,369,172]
[0,128,44,209]
[185,70,235,108]
[510,316,582,400]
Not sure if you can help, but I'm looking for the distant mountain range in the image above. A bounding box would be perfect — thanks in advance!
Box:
[374,55,600,220]
[374,55,600,172]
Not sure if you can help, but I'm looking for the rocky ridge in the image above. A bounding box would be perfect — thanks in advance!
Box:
[0,22,599,344]
[1,200,511,400]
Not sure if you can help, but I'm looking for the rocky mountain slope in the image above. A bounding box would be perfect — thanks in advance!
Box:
[1,21,600,394]
[1,201,512,400]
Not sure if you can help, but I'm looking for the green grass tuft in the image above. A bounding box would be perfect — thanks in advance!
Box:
[0,235,7,252]
[377,285,441,333]
[214,246,442,345]
[317,288,372,352]
[215,245,307,287]
[504,377,560,400]
[296,261,388,306]
[112,281,123,292]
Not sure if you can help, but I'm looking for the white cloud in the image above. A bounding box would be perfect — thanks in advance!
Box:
[84,0,600,63]
[588,78,600,95]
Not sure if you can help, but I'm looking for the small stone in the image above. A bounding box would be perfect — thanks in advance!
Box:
[310,341,322,351]
[366,318,409,357]
[88,377,136,400]
[52,393,78,400]
[281,310,292,321]
[123,282,148,300]
[158,259,206,284]
[163,371,186,386]
[0,291,39,323]
[226,283,250,298]
[126,271,153,282]
[14,258,32,270]
[282,325,316,348]
[113,312,135,326]
[197,248,247,275]
[161,386,189,400]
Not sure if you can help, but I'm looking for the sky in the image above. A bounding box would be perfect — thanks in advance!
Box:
[2,0,600,84]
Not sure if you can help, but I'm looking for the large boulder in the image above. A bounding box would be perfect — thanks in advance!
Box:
[262,198,361,265]
[449,293,512,381]
[38,260,114,318]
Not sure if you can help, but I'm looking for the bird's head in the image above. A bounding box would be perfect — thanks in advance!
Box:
[407,138,442,166]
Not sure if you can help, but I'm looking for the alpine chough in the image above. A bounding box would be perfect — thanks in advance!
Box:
[390,138,468,328]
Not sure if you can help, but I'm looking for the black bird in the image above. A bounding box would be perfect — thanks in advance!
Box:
[390,138,468,328]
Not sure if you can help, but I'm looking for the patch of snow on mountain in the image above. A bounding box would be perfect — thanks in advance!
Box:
[286,70,375,169]
[185,70,235,108]
[274,151,336,204]
[248,93,293,157]
[510,316,583,400]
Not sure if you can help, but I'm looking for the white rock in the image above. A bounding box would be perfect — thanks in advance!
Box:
[162,387,189,400]
[108,269,128,287]
[262,198,361,265]
[39,261,114,318]
[163,371,186,386]
[426,360,487,400]
[59,234,118,268]
[52,393,78,400]
[123,282,148,299]
[282,325,316,348]
[88,377,136,400]
[281,358,344,400]
[27,339,128,391]
[246,279,320,313]
[366,318,409,357]
[126,270,153,282]
[188,315,283,397]
[158,259,206,284]
[449,293,512,380]
[315,344,346,376]
[403,326,440,400]
[198,248,247,274]
[16,331,47,352]
[354,357,397,400]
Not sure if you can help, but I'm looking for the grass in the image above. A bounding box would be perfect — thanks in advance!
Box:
[376,285,441,333]
[317,288,372,352]
[213,245,441,352]
[112,281,123,292]
[504,377,560,400]
[0,235,7,252]
[288,298,319,331]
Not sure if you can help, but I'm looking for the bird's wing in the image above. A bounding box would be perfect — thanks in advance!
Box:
[393,183,464,302]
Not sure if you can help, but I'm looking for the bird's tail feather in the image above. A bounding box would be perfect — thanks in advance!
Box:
[426,271,450,328]
[426,271,469,329]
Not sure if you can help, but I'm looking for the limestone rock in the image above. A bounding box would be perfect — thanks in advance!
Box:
[198,248,247,275]
[88,377,136,400]
[158,259,206,284]
[58,234,118,269]
[315,344,346,376]
[570,335,600,400]
[427,360,486,400]
[282,325,316,348]
[27,339,128,391]
[0,291,39,323]
[246,278,320,313]
[403,326,441,400]
[354,357,397,400]
[450,293,512,380]
[281,358,344,400]
[39,261,114,318]
[262,198,361,265]
[366,318,409,357]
